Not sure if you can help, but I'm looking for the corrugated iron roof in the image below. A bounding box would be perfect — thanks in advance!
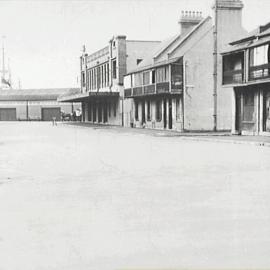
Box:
[223,35,270,54]
[0,88,80,101]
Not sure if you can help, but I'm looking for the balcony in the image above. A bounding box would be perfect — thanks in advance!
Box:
[249,63,270,81]
[156,82,170,93]
[124,88,132,98]
[133,86,143,96]
[144,84,155,94]
[223,69,244,85]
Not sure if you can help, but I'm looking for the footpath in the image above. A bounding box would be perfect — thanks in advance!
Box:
[64,122,270,147]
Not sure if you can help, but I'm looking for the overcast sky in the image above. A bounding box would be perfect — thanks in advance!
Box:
[0,0,269,89]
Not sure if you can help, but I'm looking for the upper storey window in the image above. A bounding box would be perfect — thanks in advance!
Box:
[249,43,270,81]
[156,66,169,83]
[223,52,244,85]
[133,72,143,87]
[143,71,150,85]
[112,59,117,79]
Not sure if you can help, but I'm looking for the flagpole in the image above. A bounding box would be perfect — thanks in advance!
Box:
[2,36,6,82]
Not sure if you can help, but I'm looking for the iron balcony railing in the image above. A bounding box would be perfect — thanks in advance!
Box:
[124,81,183,98]
[124,88,132,98]
[223,69,244,85]
[249,63,270,81]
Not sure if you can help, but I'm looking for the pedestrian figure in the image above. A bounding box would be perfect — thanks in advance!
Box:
[72,111,76,121]
[75,109,81,122]
[52,117,57,126]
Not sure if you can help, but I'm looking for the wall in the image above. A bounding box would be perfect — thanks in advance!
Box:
[169,19,214,131]
[215,1,247,130]
[126,40,161,73]
[0,101,79,121]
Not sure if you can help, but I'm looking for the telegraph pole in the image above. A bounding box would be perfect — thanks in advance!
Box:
[213,0,218,131]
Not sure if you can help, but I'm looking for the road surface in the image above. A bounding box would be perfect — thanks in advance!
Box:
[0,122,270,270]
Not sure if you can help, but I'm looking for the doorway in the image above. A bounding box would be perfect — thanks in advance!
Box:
[168,98,172,129]
[141,100,145,125]
[235,90,241,133]
[163,99,167,129]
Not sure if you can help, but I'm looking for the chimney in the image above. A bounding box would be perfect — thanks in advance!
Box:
[212,0,244,50]
[213,0,244,10]
[178,11,203,35]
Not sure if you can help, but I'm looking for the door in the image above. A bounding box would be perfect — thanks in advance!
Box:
[41,108,61,121]
[263,91,270,132]
[168,98,172,129]
[98,102,102,123]
[93,102,96,122]
[88,102,92,121]
[141,100,145,124]
[235,91,241,133]
[163,99,167,129]
[103,101,108,123]
[242,91,255,132]
[0,108,16,121]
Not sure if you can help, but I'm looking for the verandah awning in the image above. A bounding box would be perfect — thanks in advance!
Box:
[58,91,119,103]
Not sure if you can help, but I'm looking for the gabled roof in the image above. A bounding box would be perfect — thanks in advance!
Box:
[127,16,212,74]
[0,88,80,101]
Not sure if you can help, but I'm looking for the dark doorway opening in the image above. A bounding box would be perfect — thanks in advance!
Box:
[168,98,172,129]
[93,102,96,122]
[141,100,145,125]
[163,99,167,129]
[88,102,92,121]
[103,101,108,123]
[235,91,241,133]
[98,102,102,123]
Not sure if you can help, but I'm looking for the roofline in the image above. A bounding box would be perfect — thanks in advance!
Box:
[229,35,256,46]
[126,40,161,43]
[153,35,180,59]
[167,16,212,56]
[12,87,79,91]
[126,56,182,75]
[222,38,270,55]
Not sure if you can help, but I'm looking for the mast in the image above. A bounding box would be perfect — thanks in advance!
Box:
[0,36,12,89]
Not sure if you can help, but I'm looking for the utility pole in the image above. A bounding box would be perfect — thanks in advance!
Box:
[213,0,218,131]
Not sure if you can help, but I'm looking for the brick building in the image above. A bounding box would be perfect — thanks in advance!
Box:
[59,36,160,125]
[0,88,80,121]
[222,22,270,135]
[124,0,246,131]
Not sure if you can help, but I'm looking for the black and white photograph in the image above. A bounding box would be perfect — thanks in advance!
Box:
[0,0,270,269]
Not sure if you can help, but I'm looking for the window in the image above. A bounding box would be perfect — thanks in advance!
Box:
[107,63,109,86]
[82,72,85,87]
[143,71,150,85]
[133,73,143,87]
[94,69,96,89]
[137,59,143,65]
[156,100,162,121]
[104,64,107,87]
[250,44,269,66]
[156,66,169,83]
[135,101,139,121]
[151,70,156,84]
[101,65,104,87]
[112,59,117,79]
[171,63,183,90]
[97,66,101,89]
[124,75,132,89]
[147,100,151,121]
